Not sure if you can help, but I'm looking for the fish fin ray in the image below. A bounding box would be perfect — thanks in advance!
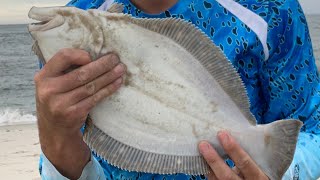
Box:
[107,3,124,13]
[84,122,210,175]
[32,41,46,65]
[258,120,302,179]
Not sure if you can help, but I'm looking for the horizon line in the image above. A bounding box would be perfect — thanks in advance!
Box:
[0,13,319,25]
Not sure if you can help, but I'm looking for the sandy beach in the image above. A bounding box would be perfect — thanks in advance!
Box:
[0,124,41,179]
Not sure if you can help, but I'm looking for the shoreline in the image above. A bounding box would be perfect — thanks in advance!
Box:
[0,124,41,179]
[0,121,36,128]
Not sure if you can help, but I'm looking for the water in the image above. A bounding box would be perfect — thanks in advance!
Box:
[0,24,38,125]
[0,16,319,126]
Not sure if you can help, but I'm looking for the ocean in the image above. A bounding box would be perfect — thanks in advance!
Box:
[0,15,319,126]
[0,24,38,125]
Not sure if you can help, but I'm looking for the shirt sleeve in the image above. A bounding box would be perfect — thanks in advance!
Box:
[40,152,106,180]
[260,0,320,179]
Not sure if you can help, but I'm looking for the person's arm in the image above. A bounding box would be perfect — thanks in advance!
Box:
[35,49,125,179]
[260,0,320,179]
[40,152,105,180]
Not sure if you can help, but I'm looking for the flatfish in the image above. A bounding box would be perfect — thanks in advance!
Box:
[28,5,302,179]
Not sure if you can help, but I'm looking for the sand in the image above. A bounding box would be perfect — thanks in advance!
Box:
[0,124,41,180]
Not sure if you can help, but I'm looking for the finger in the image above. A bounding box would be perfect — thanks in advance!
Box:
[42,49,92,77]
[54,54,121,92]
[232,167,240,175]
[64,63,126,105]
[71,77,123,114]
[206,171,218,180]
[232,167,244,178]
[218,131,265,179]
[199,141,240,180]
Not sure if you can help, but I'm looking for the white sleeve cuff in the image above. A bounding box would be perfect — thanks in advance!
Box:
[40,152,106,180]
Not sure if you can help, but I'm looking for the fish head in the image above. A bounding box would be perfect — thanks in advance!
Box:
[28,6,104,63]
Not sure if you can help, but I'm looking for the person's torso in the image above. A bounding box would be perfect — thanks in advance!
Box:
[65,0,316,179]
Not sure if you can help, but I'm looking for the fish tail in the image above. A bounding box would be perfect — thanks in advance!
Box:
[257,119,302,180]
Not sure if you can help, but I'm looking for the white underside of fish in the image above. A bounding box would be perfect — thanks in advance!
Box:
[92,19,250,156]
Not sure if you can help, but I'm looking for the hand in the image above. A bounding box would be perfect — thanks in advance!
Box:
[199,131,269,180]
[34,48,126,179]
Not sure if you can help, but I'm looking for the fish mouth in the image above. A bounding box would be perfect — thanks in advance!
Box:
[31,21,50,26]
[28,6,64,32]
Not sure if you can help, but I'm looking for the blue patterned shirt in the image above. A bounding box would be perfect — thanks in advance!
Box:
[39,0,320,179]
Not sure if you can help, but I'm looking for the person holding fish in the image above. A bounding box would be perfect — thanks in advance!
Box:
[31,0,320,179]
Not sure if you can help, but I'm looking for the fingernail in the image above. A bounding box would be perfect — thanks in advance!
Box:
[114,78,123,85]
[114,64,125,74]
[199,141,210,154]
[109,54,119,64]
[218,130,230,146]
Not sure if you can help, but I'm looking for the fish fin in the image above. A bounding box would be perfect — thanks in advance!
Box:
[253,120,302,180]
[84,122,210,175]
[107,3,124,13]
[32,41,46,65]
[128,17,256,125]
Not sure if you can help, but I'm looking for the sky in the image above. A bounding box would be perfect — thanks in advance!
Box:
[0,0,319,24]
[0,0,68,24]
